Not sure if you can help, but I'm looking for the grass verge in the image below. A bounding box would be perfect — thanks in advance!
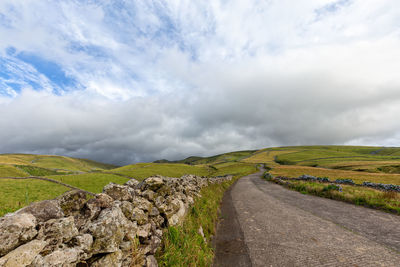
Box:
[264,174,400,215]
[271,165,400,185]
[156,165,257,266]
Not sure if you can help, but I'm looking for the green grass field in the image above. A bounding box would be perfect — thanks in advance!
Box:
[0,179,70,217]
[1,146,400,266]
[0,154,117,172]
[2,146,400,217]
[272,146,400,169]
[0,165,30,177]
[48,173,130,193]
[110,163,212,178]
[257,146,400,214]
[157,150,257,165]
[0,153,119,216]
[0,158,255,216]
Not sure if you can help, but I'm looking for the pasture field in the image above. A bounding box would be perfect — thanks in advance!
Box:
[110,163,212,178]
[0,164,29,177]
[273,146,400,169]
[14,165,61,176]
[261,146,400,214]
[0,154,116,172]
[0,159,256,216]
[271,165,400,185]
[164,150,256,165]
[2,146,400,217]
[241,150,298,165]
[0,173,129,216]
[48,173,130,193]
[110,162,256,181]
[0,178,70,217]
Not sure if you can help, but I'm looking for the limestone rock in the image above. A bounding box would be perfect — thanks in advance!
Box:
[16,200,63,223]
[0,213,37,256]
[31,248,80,267]
[125,178,140,188]
[103,183,135,202]
[119,201,135,221]
[166,199,187,226]
[0,240,46,267]
[198,226,206,243]
[149,207,160,217]
[87,205,136,254]
[146,255,158,267]
[93,193,114,208]
[80,193,113,223]
[70,234,93,255]
[132,208,148,225]
[37,216,78,254]
[91,250,123,267]
[132,196,153,211]
[153,196,165,210]
[58,190,88,216]
[142,189,155,201]
[148,236,161,254]
[137,223,152,238]
[150,216,164,228]
[142,176,165,191]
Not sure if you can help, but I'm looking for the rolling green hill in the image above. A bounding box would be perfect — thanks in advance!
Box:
[2,145,400,216]
[154,150,257,165]
[0,153,117,173]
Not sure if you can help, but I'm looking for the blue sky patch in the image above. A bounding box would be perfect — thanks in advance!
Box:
[16,52,76,88]
[4,81,21,93]
[314,0,351,19]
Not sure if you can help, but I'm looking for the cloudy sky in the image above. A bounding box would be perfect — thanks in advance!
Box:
[0,0,399,165]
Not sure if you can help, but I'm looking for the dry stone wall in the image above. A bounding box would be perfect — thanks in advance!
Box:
[270,173,400,192]
[0,174,232,267]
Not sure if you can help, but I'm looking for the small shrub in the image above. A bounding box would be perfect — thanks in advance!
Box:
[263,172,272,180]
[274,158,295,165]
[294,184,307,192]
[322,184,341,192]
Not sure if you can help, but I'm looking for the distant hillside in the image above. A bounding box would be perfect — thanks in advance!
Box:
[154,150,257,165]
[2,145,400,216]
[154,145,400,174]
[0,153,117,177]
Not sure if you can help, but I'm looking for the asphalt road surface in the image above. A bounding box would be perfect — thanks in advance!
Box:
[213,170,400,266]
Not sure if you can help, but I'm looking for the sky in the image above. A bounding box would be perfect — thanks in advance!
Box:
[0,0,400,165]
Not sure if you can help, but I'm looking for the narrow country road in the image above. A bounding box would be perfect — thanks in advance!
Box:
[214,170,400,266]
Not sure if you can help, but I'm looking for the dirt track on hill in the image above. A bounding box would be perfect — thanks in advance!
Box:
[214,171,400,266]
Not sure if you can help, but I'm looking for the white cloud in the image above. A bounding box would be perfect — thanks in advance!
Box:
[0,0,399,164]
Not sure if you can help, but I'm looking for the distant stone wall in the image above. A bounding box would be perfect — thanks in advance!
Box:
[267,173,400,192]
[0,174,232,267]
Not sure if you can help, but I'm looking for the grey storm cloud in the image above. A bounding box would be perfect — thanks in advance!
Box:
[1,0,400,165]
